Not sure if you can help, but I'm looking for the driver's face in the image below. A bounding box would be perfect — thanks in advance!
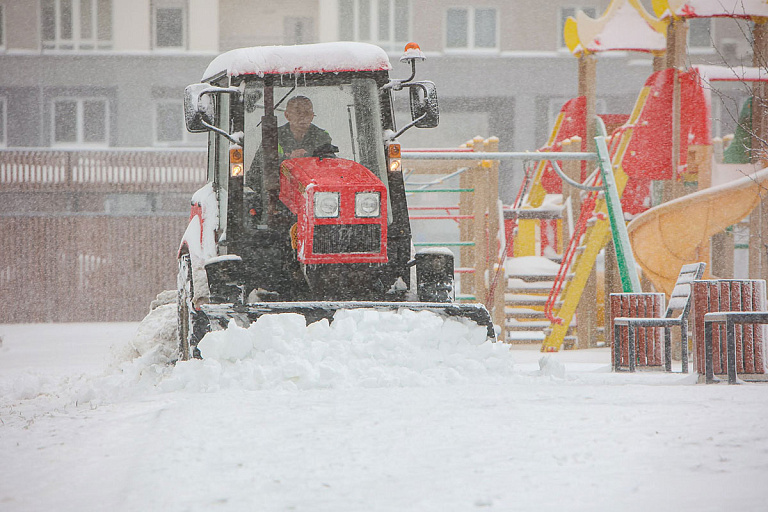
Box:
[285,101,315,129]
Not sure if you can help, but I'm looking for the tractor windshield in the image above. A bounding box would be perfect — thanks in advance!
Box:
[243,76,390,214]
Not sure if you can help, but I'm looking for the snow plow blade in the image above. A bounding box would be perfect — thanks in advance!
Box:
[200,301,497,341]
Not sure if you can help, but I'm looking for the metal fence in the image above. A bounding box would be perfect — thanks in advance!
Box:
[0,149,206,323]
[0,148,206,191]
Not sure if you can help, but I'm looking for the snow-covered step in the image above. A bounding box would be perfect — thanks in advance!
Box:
[507,273,573,283]
[505,321,551,331]
[505,295,563,308]
[504,255,571,346]
[505,331,545,343]
[507,286,551,295]
[506,278,553,294]
[504,307,547,319]
[503,331,579,345]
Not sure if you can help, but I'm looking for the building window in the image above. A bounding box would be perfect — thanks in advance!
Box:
[52,97,108,146]
[445,7,498,50]
[559,6,596,48]
[688,17,713,49]
[153,1,186,49]
[0,97,6,147]
[154,99,203,146]
[41,0,113,51]
[339,0,409,52]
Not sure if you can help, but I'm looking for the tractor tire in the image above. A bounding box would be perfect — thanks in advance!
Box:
[177,254,206,361]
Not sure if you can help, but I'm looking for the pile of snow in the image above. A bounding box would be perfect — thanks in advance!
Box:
[126,290,178,361]
[173,308,511,392]
[4,301,513,407]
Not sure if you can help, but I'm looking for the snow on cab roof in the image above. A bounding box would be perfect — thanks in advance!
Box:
[203,42,392,81]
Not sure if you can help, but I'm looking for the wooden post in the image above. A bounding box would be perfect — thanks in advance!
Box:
[752,20,768,165]
[484,137,501,265]
[577,265,599,349]
[711,231,735,278]
[484,137,506,329]
[574,57,596,351]
[664,17,688,204]
[666,15,688,358]
[750,20,768,283]
[688,144,714,272]
[665,16,688,71]
[459,140,473,297]
[578,53,597,154]
[472,136,489,305]
[576,56,598,345]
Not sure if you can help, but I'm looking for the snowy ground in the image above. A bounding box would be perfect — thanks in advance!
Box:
[2,308,768,512]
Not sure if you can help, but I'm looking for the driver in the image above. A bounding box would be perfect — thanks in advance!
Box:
[278,96,332,159]
[246,95,333,191]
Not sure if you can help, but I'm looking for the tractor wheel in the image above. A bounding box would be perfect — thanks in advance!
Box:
[177,253,204,361]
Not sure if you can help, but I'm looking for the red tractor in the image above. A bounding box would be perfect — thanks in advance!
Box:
[178,42,495,360]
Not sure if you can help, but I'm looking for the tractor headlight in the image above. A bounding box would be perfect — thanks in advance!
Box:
[314,192,340,218]
[355,192,380,218]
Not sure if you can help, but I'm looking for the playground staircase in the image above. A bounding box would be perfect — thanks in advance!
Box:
[505,268,578,346]
[505,74,660,349]
[501,97,586,346]
[540,184,614,351]
[502,197,580,345]
[538,84,652,351]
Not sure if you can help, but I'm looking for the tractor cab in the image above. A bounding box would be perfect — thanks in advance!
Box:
[177,42,494,360]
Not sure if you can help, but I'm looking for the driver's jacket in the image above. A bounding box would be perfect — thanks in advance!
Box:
[277,123,332,159]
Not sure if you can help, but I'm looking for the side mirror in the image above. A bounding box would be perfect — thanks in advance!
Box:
[184,83,215,133]
[409,81,439,129]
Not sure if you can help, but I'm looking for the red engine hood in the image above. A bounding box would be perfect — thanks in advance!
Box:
[279,157,388,265]
[280,157,383,215]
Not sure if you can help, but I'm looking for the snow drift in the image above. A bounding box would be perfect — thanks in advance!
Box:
[2,296,514,408]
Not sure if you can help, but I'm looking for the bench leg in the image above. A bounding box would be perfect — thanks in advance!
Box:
[664,327,672,372]
[681,319,689,374]
[613,324,621,372]
[628,325,636,372]
[726,318,738,385]
[704,321,718,383]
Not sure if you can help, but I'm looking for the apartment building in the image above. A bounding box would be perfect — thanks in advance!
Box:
[0,1,755,197]
[0,0,218,150]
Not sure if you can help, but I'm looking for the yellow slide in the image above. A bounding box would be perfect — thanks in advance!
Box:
[627,166,768,295]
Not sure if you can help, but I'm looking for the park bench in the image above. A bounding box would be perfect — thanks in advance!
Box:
[694,278,768,384]
[611,262,706,372]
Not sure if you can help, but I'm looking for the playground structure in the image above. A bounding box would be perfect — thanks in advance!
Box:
[497,0,768,360]
[402,0,768,381]
[401,137,505,329]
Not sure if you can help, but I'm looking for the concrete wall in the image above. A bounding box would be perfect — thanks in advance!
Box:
[2,0,39,51]
[219,0,319,50]
[189,0,219,51]
[113,0,150,51]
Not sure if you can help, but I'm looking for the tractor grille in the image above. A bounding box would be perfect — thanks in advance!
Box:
[313,224,381,254]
